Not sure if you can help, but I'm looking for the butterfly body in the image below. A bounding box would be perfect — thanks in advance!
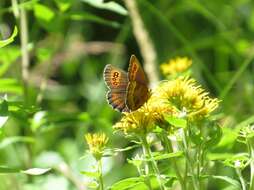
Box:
[103,55,150,112]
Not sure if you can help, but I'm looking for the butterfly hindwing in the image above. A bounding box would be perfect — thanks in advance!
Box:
[126,81,150,111]
[106,90,129,112]
[103,64,129,112]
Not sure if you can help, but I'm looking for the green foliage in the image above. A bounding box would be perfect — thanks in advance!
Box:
[0,26,18,48]
[81,0,128,15]
[0,0,254,189]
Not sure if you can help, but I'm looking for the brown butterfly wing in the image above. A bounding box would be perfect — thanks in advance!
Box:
[126,81,150,111]
[103,64,129,112]
[128,55,148,85]
[126,55,150,111]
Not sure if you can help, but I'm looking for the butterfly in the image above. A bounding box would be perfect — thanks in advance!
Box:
[103,55,150,112]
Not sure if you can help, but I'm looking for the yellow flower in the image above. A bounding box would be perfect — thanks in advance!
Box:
[160,57,192,76]
[113,99,176,135]
[85,133,109,160]
[152,77,219,121]
[145,96,177,126]
[113,104,154,135]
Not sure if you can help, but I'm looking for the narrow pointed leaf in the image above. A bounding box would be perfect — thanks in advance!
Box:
[0,26,18,48]
[21,168,51,175]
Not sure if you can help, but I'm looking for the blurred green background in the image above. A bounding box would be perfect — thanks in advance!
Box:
[0,0,254,189]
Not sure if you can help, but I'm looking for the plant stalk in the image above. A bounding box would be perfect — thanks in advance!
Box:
[161,133,186,190]
[236,168,246,190]
[141,135,165,190]
[141,144,153,190]
[247,138,254,190]
[20,0,29,104]
[98,159,104,190]
[182,129,199,190]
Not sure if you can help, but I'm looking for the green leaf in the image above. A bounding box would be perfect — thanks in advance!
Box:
[0,46,20,76]
[21,168,51,175]
[223,153,250,169]
[0,26,18,48]
[0,166,20,173]
[0,100,8,116]
[54,0,72,12]
[81,0,128,15]
[114,144,140,152]
[0,116,8,129]
[0,99,9,128]
[31,111,47,132]
[165,115,187,128]
[80,171,100,178]
[0,136,35,149]
[0,78,22,94]
[110,177,146,190]
[67,12,120,28]
[208,153,235,161]
[88,181,99,189]
[34,4,55,22]
[211,175,241,189]
[152,151,183,161]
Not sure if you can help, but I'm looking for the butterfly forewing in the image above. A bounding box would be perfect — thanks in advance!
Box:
[103,64,129,112]
[128,55,148,85]
[126,55,149,111]
[104,64,128,90]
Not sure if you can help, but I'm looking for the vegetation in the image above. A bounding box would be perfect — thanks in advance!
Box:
[0,0,254,189]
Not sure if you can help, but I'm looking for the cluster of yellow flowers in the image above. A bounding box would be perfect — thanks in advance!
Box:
[160,57,192,76]
[113,58,219,135]
[114,103,175,134]
[85,133,109,160]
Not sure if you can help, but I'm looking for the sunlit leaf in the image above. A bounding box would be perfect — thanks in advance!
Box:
[223,153,250,169]
[81,0,127,15]
[211,175,241,189]
[0,116,8,129]
[152,151,183,161]
[21,168,51,175]
[34,152,64,168]
[80,170,100,178]
[0,166,20,173]
[34,4,55,22]
[0,136,35,149]
[0,78,22,94]
[110,177,146,190]
[88,181,99,189]
[0,46,20,76]
[114,144,140,152]
[67,12,120,28]
[208,153,235,161]
[165,115,187,128]
[0,26,18,48]
[54,0,72,12]
[31,111,47,132]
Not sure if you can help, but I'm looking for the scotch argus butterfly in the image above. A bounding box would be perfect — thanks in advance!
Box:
[103,55,150,112]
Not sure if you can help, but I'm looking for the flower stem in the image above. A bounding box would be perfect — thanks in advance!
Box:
[141,144,153,190]
[161,133,186,190]
[141,136,165,190]
[182,129,199,190]
[97,159,104,190]
[247,138,254,190]
[236,168,246,190]
[20,0,30,105]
